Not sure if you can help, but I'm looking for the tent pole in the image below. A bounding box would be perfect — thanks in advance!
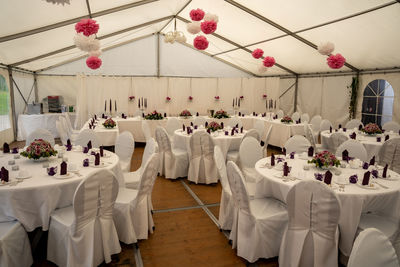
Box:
[7,67,18,141]
[33,72,38,103]
[294,75,299,112]
[157,34,160,77]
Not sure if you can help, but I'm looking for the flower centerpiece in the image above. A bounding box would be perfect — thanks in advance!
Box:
[239,95,244,100]
[145,110,163,120]
[103,118,116,128]
[179,109,192,118]
[361,123,382,135]
[128,96,135,101]
[207,121,222,132]
[214,96,220,101]
[20,139,57,160]
[188,96,193,101]
[166,96,171,102]
[281,116,293,124]
[213,109,230,119]
[308,151,340,169]
[262,94,267,99]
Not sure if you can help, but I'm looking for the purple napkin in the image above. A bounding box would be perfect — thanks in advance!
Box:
[205,122,208,127]
[12,148,18,154]
[362,171,371,186]
[350,132,356,139]
[100,146,104,157]
[343,128,347,132]
[60,161,67,175]
[283,162,289,177]
[240,127,243,133]
[3,143,9,153]
[342,149,349,161]
[371,170,378,178]
[221,122,224,129]
[235,124,239,128]
[308,146,314,157]
[358,124,362,131]
[89,124,92,129]
[186,127,190,135]
[253,112,256,116]
[91,150,96,156]
[225,131,228,136]
[83,147,89,153]
[94,114,97,120]
[142,113,145,118]
[383,164,388,178]
[83,159,89,167]
[271,153,275,166]
[283,148,286,155]
[1,167,8,182]
[377,136,381,142]
[329,127,332,133]
[163,113,167,117]
[238,112,241,116]
[314,173,323,181]
[87,141,92,150]
[194,125,198,130]
[121,113,125,118]
[66,145,72,151]
[47,167,56,176]
[196,112,199,116]
[362,162,369,170]
[338,124,342,129]
[369,156,375,166]
[190,122,193,127]
[102,113,105,118]
[95,153,100,166]
[67,139,71,146]
[324,170,333,185]
[349,174,358,184]
[207,129,211,134]
[290,152,295,159]
[398,130,400,135]
[296,120,300,124]
[231,129,234,136]
[385,135,390,141]
[182,124,185,131]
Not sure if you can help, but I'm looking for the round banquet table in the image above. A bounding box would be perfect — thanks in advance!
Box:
[254,155,400,256]
[173,128,245,160]
[0,147,124,231]
[260,118,309,148]
[82,118,120,146]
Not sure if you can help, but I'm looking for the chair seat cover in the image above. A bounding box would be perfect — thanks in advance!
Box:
[115,131,135,173]
[378,137,400,173]
[284,135,311,155]
[26,128,55,147]
[335,139,368,162]
[124,171,141,189]
[75,129,100,148]
[345,119,363,130]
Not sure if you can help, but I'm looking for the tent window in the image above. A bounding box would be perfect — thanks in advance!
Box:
[0,75,11,131]
[361,79,394,127]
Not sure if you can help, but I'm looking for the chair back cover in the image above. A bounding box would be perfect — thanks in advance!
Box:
[189,131,214,160]
[348,228,399,267]
[330,132,349,150]
[75,129,100,148]
[276,110,284,119]
[345,119,363,130]
[193,116,206,126]
[242,129,260,142]
[284,135,311,154]
[304,124,317,148]
[228,117,243,128]
[382,121,400,132]
[320,119,333,132]
[378,137,400,173]
[226,161,251,214]
[166,117,181,137]
[60,116,72,136]
[141,138,159,170]
[310,115,322,133]
[26,128,55,147]
[253,119,265,141]
[336,139,368,162]
[239,137,263,169]
[115,131,135,172]
[155,126,172,153]
[141,120,152,141]
[136,153,160,204]
[301,113,310,123]
[64,112,75,131]
[264,125,273,145]
[56,120,68,145]
[292,112,300,121]
[279,180,341,267]
[214,146,230,194]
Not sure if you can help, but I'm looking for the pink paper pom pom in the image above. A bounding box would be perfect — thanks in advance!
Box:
[193,35,209,50]
[190,8,205,21]
[86,56,102,69]
[201,20,217,34]
[263,56,276,67]
[252,48,264,59]
[75,19,99,36]
[327,53,346,69]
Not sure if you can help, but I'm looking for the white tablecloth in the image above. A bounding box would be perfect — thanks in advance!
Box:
[254,156,400,256]
[82,118,119,146]
[17,113,76,141]
[0,148,123,231]
[261,119,308,148]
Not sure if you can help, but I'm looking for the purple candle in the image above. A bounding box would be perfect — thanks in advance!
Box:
[115,100,117,112]
[109,99,112,112]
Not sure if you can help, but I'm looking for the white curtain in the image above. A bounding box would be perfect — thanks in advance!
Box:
[0,68,14,144]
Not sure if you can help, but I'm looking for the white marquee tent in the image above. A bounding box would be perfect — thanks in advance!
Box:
[0,0,399,143]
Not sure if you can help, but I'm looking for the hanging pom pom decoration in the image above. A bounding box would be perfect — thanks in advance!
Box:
[258,65,268,74]
[201,20,217,34]
[263,56,276,67]
[193,35,209,50]
[190,9,205,21]
[252,48,264,59]
[204,13,219,23]
[164,32,175,43]
[86,56,102,70]
[327,53,346,69]
[75,18,99,36]
[174,32,187,43]
[318,42,335,56]
[187,22,201,34]
[89,49,102,58]
[74,33,100,52]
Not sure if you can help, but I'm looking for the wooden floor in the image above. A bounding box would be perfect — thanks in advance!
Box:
[12,140,283,267]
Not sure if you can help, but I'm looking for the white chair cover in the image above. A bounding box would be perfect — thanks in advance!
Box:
[279,180,341,267]
[284,135,311,154]
[310,115,322,135]
[345,119,363,130]
[276,110,284,119]
[125,138,158,189]
[188,131,218,184]
[228,117,243,129]
[47,169,121,267]
[335,139,368,162]
[292,112,300,121]
[330,132,350,152]
[166,117,181,137]
[304,124,317,148]
[239,137,263,185]
[378,137,400,173]
[141,120,152,142]
[133,110,142,117]
[26,128,55,147]
[75,129,100,148]
[56,120,68,145]
[193,116,206,126]
[320,119,333,132]
[383,121,400,132]
[114,153,160,242]
[227,161,287,263]
[301,113,310,123]
[348,228,399,267]
[64,112,77,131]
[155,127,188,179]
[60,116,72,137]
[214,146,234,230]
[253,119,265,141]
[0,221,33,267]
[115,131,135,173]
[263,125,273,157]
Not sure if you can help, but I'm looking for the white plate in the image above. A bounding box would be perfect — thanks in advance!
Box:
[356,183,378,190]
[379,174,397,181]
[16,174,31,179]
[0,181,11,186]
[91,162,107,168]
[53,173,74,179]
[102,152,111,158]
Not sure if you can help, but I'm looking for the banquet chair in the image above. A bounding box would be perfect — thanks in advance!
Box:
[0,221,33,267]
[304,124,319,150]
[320,119,333,132]
[193,116,206,126]
[155,126,188,179]
[141,120,152,141]
[330,132,350,153]
[228,117,243,129]
[125,138,158,189]
[133,110,142,117]
[262,125,273,157]
[115,131,135,173]
[243,129,260,142]
[239,137,263,196]
[382,121,400,132]
[345,119,363,130]
[114,153,160,242]
[279,180,341,267]
[378,137,400,173]
[56,120,69,145]
[335,139,368,162]
[64,113,80,133]
[26,128,55,147]
[310,115,322,136]
[188,131,218,184]
[165,117,181,138]
[253,119,266,142]
[226,129,260,164]
[60,116,78,141]
[348,228,399,267]
[74,129,100,148]
[214,146,234,230]
[301,113,310,123]
[291,112,300,122]
[227,161,287,263]
[47,169,121,267]
[284,135,311,154]
[276,110,284,119]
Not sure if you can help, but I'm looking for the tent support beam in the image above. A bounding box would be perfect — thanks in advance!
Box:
[7,67,18,141]
[224,0,360,72]
[279,81,296,99]
[293,75,299,112]
[10,16,173,67]
[85,0,93,18]
[157,34,160,77]
[33,72,38,103]
[159,0,192,33]
[0,0,160,43]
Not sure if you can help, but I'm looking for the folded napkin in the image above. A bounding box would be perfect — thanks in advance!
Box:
[12,148,18,154]
[207,129,211,134]
[60,161,67,175]
[1,167,8,182]
[94,114,97,120]
[66,145,72,151]
[329,126,332,133]
[349,174,358,184]
[343,128,347,132]
[3,143,9,153]
[102,113,105,118]
[299,118,301,123]
[290,152,295,159]
[89,124,92,129]
[324,170,332,185]
[95,153,100,166]
[235,124,239,128]
[163,113,167,118]
[271,153,275,166]
[100,146,104,157]
[238,112,241,116]
[205,122,208,127]
[369,156,375,166]
[83,147,89,154]
[382,164,388,178]
[342,149,349,161]
[83,159,89,167]
[87,141,92,150]
[240,127,243,133]
[186,127,190,135]
[231,129,234,136]
[283,148,286,155]
[190,122,193,127]
[121,113,125,118]
[338,124,342,129]
[385,135,390,141]
[67,139,71,146]
[253,112,256,116]
[142,113,145,118]
[283,162,289,177]
[362,162,369,170]
[350,132,356,139]
[196,112,199,116]
[308,146,314,157]
[362,171,371,186]
[221,122,224,129]
[182,124,186,131]
[358,124,362,131]
[225,131,228,136]
[376,136,381,142]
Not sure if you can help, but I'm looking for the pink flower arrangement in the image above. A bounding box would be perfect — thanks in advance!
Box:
[262,94,267,98]
[190,8,205,21]
[86,56,102,69]
[280,116,293,124]
[214,96,220,100]
[166,96,171,102]
[20,139,57,160]
[194,35,209,50]
[201,20,217,34]
[263,56,276,67]
[308,151,340,168]
[188,96,193,101]
[252,48,264,59]
[103,118,116,128]
[213,110,229,119]
[362,123,382,135]
[75,19,99,36]
[179,109,192,117]
[239,96,244,99]
[207,121,222,132]
[128,96,135,101]
[327,53,346,69]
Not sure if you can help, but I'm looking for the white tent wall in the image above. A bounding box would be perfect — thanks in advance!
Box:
[36,75,78,107]
[12,72,35,118]
[0,68,14,144]
[279,78,296,116]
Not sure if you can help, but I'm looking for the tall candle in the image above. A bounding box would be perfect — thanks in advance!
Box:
[115,100,117,112]
[232,98,234,107]
[145,98,147,108]
[110,99,112,112]
[138,99,141,108]
[104,100,106,112]
[238,98,240,107]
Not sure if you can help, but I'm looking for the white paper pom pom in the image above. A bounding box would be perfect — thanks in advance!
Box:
[258,65,268,74]
[175,32,187,43]
[74,33,100,52]
[164,32,175,43]
[89,49,102,57]
[204,13,219,23]
[187,22,201,35]
[318,42,335,56]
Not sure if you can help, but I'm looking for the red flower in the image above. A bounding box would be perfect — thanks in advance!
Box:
[190,9,205,21]
[75,19,99,36]
[193,36,209,50]
[252,49,264,59]
[201,20,217,34]
[263,56,276,67]
[327,53,346,69]
[86,56,102,69]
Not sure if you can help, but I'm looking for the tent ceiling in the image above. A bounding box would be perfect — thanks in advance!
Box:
[0,0,399,76]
